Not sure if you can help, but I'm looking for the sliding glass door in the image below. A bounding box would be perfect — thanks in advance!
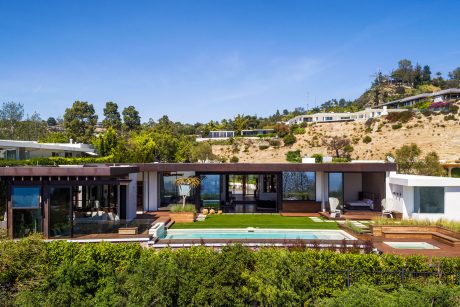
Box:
[328,173,344,207]
[49,187,72,238]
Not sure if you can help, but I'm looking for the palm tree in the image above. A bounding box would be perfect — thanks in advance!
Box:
[175,177,201,208]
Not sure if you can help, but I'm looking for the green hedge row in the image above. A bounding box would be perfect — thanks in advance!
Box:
[1,237,460,306]
[0,156,115,167]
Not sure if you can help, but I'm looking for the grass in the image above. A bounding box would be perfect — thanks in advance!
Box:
[171,214,339,229]
[373,218,460,232]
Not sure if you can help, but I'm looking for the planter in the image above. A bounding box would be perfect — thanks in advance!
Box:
[118,227,139,235]
[170,212,195,223]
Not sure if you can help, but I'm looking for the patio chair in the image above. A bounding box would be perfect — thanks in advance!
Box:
[381,198,393,218]
[328,197,341,219]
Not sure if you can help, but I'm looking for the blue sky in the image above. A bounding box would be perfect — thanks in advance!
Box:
[0,0,459,123]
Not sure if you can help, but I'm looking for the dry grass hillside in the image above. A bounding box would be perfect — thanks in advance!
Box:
[212,111,460,163]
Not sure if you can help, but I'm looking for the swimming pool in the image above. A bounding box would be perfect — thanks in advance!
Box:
[162,228,356,241]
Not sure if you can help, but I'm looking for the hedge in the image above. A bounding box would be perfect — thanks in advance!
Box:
[1,238,460,306]
[0,156,115,167]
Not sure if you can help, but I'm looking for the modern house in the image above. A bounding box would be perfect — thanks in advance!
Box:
[196,129,274,141]
[286,107,404,125]
[379,88,460,109]
[0,139,96,160]
[2,161,459,239]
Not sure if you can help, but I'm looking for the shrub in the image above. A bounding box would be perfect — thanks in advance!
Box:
[268,139,281,147]
[444,114,456,121]
[386,110,414,123]
[230,156,239,163]
[362,135,372,144]
[169,204,197,213]
[312,153,323,163]
[286,150,301,163]
[258,145,269,150]
[292,127,306,135]
[392,123,402,129]
[283,134,297,146]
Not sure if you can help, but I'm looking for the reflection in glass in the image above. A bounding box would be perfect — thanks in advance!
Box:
[328,173,344,205]
[159,172,195,207]
[283,172,316,200]
[13,209,42,238]
[414,187,444,213]
[200,175,221,207]
[12,186,40,208]
[49,187,72,238]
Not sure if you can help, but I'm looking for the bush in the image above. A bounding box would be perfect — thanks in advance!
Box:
[169,204,197,213]
[362,135,372,144]
[286,150,301,163]
[386,111,414,123]
[283,134,297,146]
[268,139,281,147]
[444,114,456,121]
[292,127,305,135]
[258,145,269,150]
[230,156,239,163]
[392,123,402,130]
[312,153,323,163]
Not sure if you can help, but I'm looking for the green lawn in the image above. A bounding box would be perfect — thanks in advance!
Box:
[171,214,339,229]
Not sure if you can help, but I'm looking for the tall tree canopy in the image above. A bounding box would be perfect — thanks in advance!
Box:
[102,102,122,130]
[122,106,141,131]
[63,101,98,143]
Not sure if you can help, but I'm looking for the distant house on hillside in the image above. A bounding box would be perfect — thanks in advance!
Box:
[379,88,460,109]
[286,107,404,125]
[0,140,96,160]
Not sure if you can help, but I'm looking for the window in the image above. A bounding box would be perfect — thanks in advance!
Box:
[159,172,195,207]
[414,187,444,213]
[328,173,343,205]
[12,186,40,208]
[324,117,333,121]
[263,174,277,193]
[283,172,316,200]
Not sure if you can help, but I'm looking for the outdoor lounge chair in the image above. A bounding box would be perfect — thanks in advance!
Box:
[328,197,341,218]
[381,198,393,218]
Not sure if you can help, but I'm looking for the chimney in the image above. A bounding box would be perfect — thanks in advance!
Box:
[69,139,73,144]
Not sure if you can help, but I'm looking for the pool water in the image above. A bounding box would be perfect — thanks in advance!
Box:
[384,242,439,249]
[162,229,356,240]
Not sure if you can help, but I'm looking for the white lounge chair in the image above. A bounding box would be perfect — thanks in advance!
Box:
[381,198,393,218]
[329,197,341,219]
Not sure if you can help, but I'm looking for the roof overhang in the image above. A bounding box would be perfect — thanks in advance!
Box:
[389,174,460,187]
[0,165,139,177]
[137,162,396,173]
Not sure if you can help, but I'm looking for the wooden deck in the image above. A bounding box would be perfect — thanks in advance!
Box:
[320,210,382,220]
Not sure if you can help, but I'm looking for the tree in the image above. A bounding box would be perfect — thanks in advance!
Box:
[38,132,68,143]
[63,101,98,143]
[413,64,422,87]
[283,134,296,146]
[391,59,414,84]
[122,106,141,131]
[394,143,421,174]
[448,67,460,81]
[416,151,445,176]
[0,101,24,139]
[102,102,122,130]
[93,127,118,156]
[274,123,290,138]
[422,65,431,82]
[47,117,57,126]
[191,142,215,162]
[129,130,156,162]
[232,114,249,134]
[322,136,353,158]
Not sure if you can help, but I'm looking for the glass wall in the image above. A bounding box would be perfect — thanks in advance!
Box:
[414,187,444,213]
[263,174,277,193]
[11,186,42,238]
[49,187,72,238]
[328,173,344,206]
[159,172,195,207]
[200,174,221,207]
[282,172,316,200]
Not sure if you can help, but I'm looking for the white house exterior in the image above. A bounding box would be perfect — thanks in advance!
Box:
[379,88,460,109]
[386,173,460,221]
[0,139,96,160]
[286,107,404,125]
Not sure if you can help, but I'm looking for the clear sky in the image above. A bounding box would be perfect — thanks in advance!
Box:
[0,0,459,123]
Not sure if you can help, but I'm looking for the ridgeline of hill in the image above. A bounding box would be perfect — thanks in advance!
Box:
[212,109,460,163]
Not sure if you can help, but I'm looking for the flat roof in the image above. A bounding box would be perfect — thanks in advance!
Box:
[0,139,95,153]
[137,162,396,173]
[389,174,460,187]
[0,165,139,177]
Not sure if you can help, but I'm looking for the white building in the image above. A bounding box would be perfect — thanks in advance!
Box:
[286,107,404,125]
[379,88,460,109]
[386,173,460,221]
[0,139,96,160]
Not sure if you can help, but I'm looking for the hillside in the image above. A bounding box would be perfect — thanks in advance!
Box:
[212,111,460,163]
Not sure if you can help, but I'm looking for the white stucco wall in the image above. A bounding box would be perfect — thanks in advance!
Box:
[126,172,137,220]
[143,171,158,211]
